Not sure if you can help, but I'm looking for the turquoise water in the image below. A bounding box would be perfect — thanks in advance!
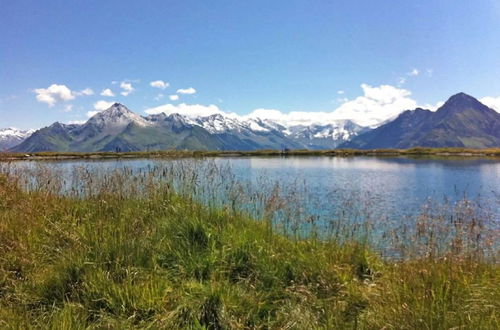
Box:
[228,156,500,219]
[5,156,499,255]
[5,156,500,230]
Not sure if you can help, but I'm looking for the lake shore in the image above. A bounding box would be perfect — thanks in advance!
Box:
[0,166,498,328]
[1,146,500,161]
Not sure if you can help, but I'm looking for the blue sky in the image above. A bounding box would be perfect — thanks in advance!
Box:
[1,0,500,129]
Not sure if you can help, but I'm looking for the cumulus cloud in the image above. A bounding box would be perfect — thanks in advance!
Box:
[100,88,115,97]
[480,96,500,112]
[120,82,134,96]
[244,91,498,127]
[144,84,421,127]
[169,94,179,101]
[177,87,196,95]
[245,84,419,127]
[86,111,99,118]
[93,100,115,111]
[244,108,334,127]
[144,103,231,118]
[35,84,94,106]
[77,88,94,96]
[150,80,169,89]
[328,84,418,126]
[34,84,75,106]
[421,101,445,111]
[88,100,115,117]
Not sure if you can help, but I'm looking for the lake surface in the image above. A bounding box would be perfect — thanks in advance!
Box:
[4,156,500,247]
[7,156,500,216]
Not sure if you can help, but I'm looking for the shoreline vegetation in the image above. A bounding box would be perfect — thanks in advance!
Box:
[0,163,498,328]
[1,147,500,161]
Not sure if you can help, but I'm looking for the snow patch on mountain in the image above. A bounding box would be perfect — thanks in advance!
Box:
[0,127,35,149]
[87,103,151,129]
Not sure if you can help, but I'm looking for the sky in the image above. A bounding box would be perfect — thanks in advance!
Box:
[1,0,500,129]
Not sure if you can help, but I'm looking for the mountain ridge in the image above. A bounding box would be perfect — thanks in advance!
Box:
[0,127,35,150]
[341,93,500,149]
[13,103,362,152]
[7,93,500,152]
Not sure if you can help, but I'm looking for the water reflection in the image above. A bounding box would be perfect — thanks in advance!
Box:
[3,156,500,222]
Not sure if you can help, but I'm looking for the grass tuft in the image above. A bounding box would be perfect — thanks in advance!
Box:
[0,163,498,328]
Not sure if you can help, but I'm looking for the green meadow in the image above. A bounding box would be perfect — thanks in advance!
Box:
[0,162,498,329]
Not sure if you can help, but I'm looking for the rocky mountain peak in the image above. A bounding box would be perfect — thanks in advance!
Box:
[87,103,149,128]
[441,93,485,111]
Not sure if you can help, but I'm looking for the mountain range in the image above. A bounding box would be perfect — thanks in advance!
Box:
[4,92,500,152]
[10,104,365,152]
[341,93,500,149]
[0,128,35,150]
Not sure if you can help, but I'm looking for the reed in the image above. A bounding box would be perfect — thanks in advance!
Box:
[1,146,500,161]
[0,161,498,328]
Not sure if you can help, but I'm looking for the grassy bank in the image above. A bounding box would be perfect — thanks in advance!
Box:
[0,166,499,329]
[1,146,500,161]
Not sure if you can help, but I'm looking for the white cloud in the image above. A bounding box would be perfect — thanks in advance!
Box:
[177,87,196,95]
[245,108,325,126]
[337,90,345,95]
[144,103,230,118]
[63,104,74,112]
[100,88,115,97]
[94,100,115,111]
[86,111,99,118]
[246,84,418,127]
[154,93,164,101]
[480,96,500,112]
[398,77,407,85]
[421,101,444,111]
[34,84,75,106]
[150,80,169,89]
[330,84,418,126]
[169,94,179,101]
[144,83,439,128]
[78,88,94,96]
[120,82,134,96]
[66,119,86,125]
[89,100,115,117]
[408,68,419,76]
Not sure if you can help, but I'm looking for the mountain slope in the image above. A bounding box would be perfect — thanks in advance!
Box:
[285,121,367,149]
[10,123,79,152]
[342,93,500,149]
[0,128,35,150]
[12,104,306,152]
[11,93,500,152]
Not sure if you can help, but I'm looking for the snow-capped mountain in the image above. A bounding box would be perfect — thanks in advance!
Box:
[12,103,366,152]
[0,127,35,150]
[84,103,150,132]
[191,114,276,134]
[283,121,367,149]
[172,113,364,148]
[8,92,500,152]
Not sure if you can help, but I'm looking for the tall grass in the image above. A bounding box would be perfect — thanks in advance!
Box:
[0,161,498,328]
